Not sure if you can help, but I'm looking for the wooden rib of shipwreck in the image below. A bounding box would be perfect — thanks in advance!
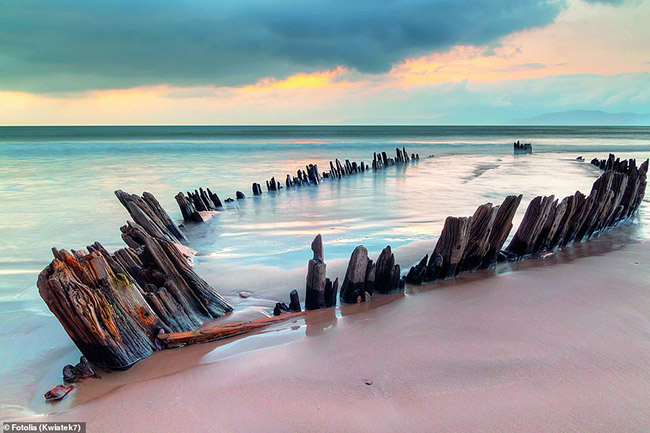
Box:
[157,312,306,348]
[406,153,647,285]
[37,225,232,369]
[175,187,224,223]
[115,190,186,244]
[38,153,647,371]
[514,140,532,154]
[176,147,420,223]
[406,195,522,284]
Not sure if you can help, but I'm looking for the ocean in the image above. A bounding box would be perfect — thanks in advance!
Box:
[1,125,649,418]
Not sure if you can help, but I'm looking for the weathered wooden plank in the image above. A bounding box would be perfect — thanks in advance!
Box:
[339,245,370,303]
[115,190,185,243]
[305,234,327,310]
[461,203,498,272]
[405,254,428,284]
[374,246,400,293]
[156,312,306,347]
[505,195,555,257]
[430,216,472,279]
[481,195,522,267]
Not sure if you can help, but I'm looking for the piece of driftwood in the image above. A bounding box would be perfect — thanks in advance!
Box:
[305,234,327,310]
[364,259,376,297]
[289,289,302,312]
[38,233,232,368]
[405,254,428,284]
[252,182,262,196]
[115,190,186,243]
[38,248,160,368]
[374,246,401,294]
[461,203,498,272]
[324,277,339,307]
[45,385,74,402]
[63,356,97,383]
[504,195,555,258]
[266,177,282,191]
[174,188,223,222]
[156,312,306,348]
[429,216,472,279]
[273,302,290,316]
[481,195,522,267]
[339,245,370,303]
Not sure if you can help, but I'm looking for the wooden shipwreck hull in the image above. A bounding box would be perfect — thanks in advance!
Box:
[37,152,647,370]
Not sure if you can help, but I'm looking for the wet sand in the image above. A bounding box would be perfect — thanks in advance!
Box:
[27,239,650,432]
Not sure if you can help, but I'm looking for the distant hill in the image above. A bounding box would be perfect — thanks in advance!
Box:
[513,110,650,125]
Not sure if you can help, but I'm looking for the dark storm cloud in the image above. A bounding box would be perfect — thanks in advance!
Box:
[0,0,566,92]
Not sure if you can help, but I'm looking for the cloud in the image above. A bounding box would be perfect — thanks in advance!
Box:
[493,62,547,72]
[0,0,565,93]
[2,72,648,125]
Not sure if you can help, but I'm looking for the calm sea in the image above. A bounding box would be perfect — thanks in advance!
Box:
[1,125,649,417]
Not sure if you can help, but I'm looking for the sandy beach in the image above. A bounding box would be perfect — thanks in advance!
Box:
[27,236,649,433]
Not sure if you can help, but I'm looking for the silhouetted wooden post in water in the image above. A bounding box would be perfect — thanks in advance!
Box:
[305,234,327,310]
[374,246,401,293]
[405,254,428,284]
[252,183,262,196]
[289,289,301,312]
[339,245,370,303]
[266,177,282,191]
[513,141,532,154]
[175,192,196,222]
[174,187,223,223]
[324,277,339,307]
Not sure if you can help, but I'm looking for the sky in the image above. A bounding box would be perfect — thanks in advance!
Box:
[0,0,648,125]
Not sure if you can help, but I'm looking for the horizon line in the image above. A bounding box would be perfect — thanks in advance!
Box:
[1,124,650,128]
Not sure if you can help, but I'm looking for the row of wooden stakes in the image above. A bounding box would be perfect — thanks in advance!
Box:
[274,154,647,315]
[590,152,639,174]
[406,155,646,284]
[513,140,533,154]
[173,147,420,223]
